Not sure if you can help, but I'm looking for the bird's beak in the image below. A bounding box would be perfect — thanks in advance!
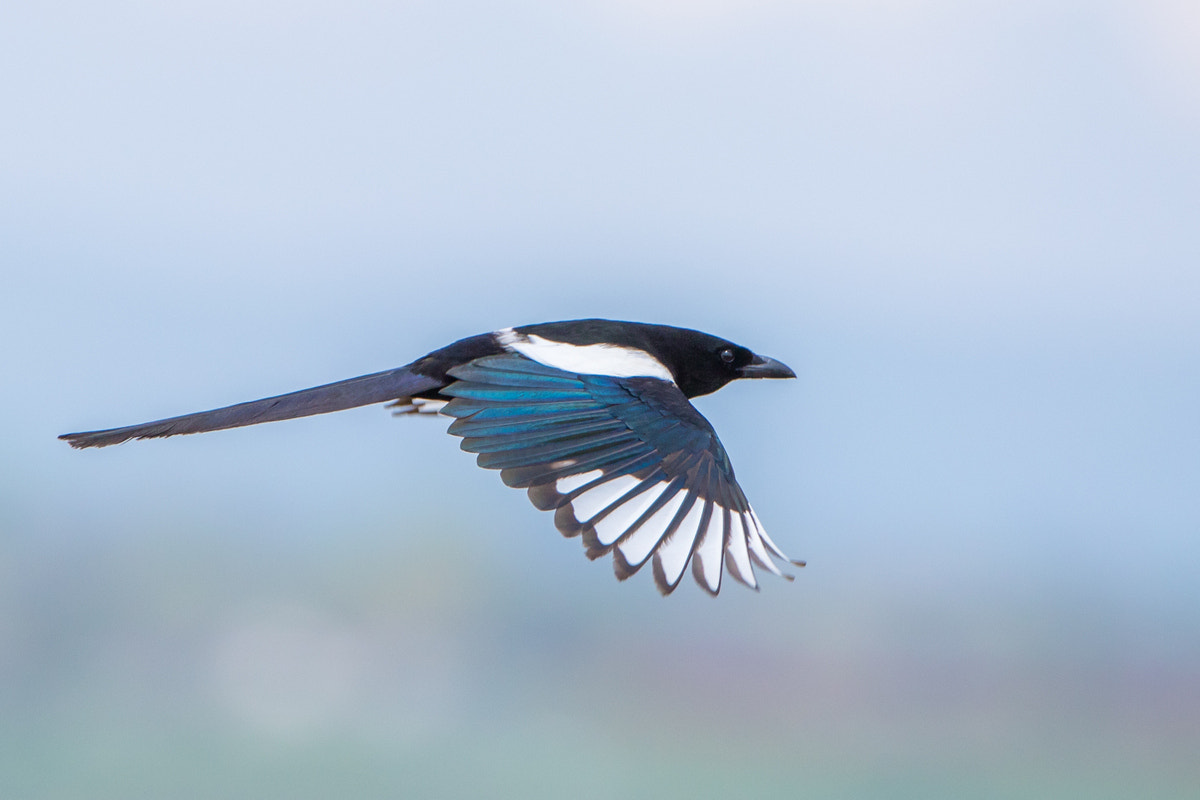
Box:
[737,354,796,380]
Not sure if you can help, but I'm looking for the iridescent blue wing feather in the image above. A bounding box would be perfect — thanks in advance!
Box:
[441,353,801,595]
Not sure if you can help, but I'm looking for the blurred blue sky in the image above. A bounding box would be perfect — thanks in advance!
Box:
[2,1,1198,798]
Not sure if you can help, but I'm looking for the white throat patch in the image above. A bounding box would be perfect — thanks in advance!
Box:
[495,327,674,382]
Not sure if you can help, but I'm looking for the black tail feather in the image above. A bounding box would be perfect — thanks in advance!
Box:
[59,367,442,449]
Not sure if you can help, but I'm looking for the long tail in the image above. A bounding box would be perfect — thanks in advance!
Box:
[60,367,442,449]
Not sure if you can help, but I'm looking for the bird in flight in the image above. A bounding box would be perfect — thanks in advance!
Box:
[61,319,803,595]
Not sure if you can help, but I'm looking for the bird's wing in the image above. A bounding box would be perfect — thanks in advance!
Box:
[59,367,443,448]
[442,353,802,594]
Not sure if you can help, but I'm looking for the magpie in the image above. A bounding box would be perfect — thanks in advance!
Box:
[60,319,803,595]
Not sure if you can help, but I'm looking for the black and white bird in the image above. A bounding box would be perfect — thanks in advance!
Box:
[61,319,803,595]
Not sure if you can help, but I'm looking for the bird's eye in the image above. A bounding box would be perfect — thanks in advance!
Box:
[719,348,735,364]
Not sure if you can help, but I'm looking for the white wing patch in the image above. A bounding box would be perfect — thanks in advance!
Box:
[743,509,784,577]
[616,491,687,566]
[724,513,757,589]
[691,504,725,593]
[567,474,642,523]
[555,469,604,495]
[750,509,793,563]
[654,500,706,587]
[547,467,800,594]
[495,327,674,382]
[591,482,668,546]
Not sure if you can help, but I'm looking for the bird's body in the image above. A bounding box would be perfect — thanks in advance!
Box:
[61,319,802,595]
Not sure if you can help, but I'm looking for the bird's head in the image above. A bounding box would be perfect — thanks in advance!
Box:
[657,329,796,398]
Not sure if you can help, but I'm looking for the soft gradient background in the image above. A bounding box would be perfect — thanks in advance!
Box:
[3,1,1198,798]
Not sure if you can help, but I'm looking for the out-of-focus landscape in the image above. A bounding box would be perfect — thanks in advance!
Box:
[2,2,1197,797]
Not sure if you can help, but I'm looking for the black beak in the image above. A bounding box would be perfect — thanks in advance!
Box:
[737,354,796,380]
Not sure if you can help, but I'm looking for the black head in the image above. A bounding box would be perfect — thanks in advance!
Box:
[644,325,796,397]
[517,319,795,398]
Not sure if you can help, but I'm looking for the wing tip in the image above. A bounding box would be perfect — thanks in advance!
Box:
[691,556,722,597]
[552,505,585,538]
[527,484,563,512]
[724,555,760,592]
[612,549,640,581]
[651,555,675,596]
